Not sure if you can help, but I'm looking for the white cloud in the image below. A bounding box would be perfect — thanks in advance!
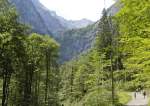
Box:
[39,0,115,21]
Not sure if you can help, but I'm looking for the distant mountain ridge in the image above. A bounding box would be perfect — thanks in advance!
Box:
[58,17,93,29]
[10,0,93,36]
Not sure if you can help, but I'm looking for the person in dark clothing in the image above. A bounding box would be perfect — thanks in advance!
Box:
[134,92,136,99]
[143,91,146,99]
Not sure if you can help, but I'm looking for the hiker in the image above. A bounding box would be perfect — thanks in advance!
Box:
[143,91,146,99]
[134,92,136,99]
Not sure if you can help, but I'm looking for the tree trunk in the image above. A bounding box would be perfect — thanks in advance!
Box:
[110,53,115,106]
[45,51,50,105]
[22,63,34,106]
[2,70,11,106]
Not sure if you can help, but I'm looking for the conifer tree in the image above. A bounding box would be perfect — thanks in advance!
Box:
[96,8,123,105]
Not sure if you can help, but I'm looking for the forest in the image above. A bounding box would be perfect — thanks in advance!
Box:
[0,0,150,106]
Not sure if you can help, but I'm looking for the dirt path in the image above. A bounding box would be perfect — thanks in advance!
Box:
[126,92,148,106]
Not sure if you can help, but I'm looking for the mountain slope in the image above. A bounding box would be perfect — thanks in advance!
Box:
[10,0,93,36]
[10,0,65,35]
[57,23,98,62]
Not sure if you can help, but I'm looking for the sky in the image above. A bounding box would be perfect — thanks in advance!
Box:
[39,0,115,21]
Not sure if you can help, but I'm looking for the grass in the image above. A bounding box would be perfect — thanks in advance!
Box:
[62,91,132,106]
[148,99,150,106]
[144,89,150,106]
[117,91,132,105]
[148,94,150,106]
[62,100,83,106]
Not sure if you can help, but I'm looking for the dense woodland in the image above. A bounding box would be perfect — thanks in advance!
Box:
[0,0,60,106]
[0,0,150,106]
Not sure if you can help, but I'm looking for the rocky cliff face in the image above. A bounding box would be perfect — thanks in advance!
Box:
[10,0,65,35]
[10,0,93,36]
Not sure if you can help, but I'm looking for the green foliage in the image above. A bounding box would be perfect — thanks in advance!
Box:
[115,0,150,90]
[60,49,121,105]
[116,0,150,38]
[117,91,131,105]
[82,89,112,106]
[0,0,60,106]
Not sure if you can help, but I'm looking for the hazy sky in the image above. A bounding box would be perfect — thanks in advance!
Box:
[39,0,115,21]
